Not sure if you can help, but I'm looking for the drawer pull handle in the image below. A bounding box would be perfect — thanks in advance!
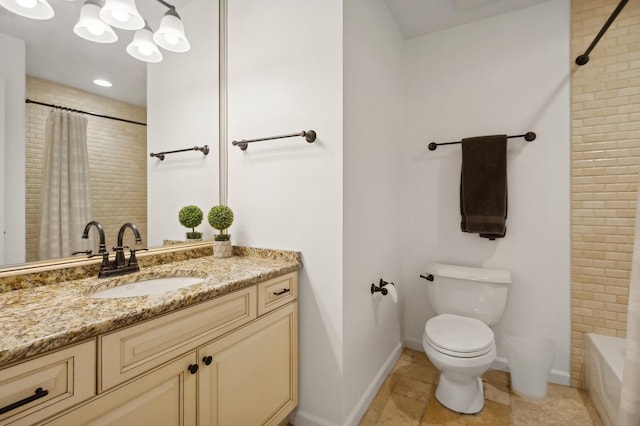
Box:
[0,387,49,415]
[273,288,290,296]
[203,355,213,366]
[188,364,199,374]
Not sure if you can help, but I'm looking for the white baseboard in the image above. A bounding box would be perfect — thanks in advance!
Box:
[290,409,336,426]
[404,336,423,352]
[291,342,403,426]
[343,342,404,426]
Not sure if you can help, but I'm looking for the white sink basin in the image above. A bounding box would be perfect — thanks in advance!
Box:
[90,277,204,299]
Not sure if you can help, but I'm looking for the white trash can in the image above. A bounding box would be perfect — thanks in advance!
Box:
[503,335,555,400]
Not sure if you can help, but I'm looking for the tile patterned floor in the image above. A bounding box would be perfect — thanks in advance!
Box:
[359,348,604,426]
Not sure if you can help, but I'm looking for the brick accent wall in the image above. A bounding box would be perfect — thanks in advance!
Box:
[570,0,640,388]
[25,76,147,262]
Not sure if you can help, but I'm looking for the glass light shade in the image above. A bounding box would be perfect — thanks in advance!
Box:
[127,25,162,63]
[153,9,190,53]
[99,0,144,30]
[74,0,117,43]
[0,0,53,20]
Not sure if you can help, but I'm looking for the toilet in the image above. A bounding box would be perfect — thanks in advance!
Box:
[422,263,511,414]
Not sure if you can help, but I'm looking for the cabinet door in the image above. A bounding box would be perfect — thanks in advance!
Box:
[198,302,298,426]
[0,340,95,426]
[45,352,197,426]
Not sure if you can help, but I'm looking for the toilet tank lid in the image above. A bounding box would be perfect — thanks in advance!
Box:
[426,263,511,284]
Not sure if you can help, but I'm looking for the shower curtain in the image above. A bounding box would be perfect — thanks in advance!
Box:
[38,110,93,260]
[618,193,640,425]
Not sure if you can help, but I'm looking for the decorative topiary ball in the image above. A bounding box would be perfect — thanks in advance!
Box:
[179,205,203,231]
[208,205,234,232]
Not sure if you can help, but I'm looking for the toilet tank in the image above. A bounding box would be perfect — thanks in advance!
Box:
[425,263,511,326]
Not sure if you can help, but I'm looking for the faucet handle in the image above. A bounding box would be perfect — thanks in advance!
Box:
[128,248,149,267]
[87,251,111,271]
[71,249,93,256]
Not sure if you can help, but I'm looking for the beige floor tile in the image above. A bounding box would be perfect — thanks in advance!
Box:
[392,375,433,402]
[378,393,426,426]
[393,359,439,384]
[420,390,510,426]
[511,383,598,426]
[359,348,604,426]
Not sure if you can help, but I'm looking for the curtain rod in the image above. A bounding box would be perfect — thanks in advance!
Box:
[25,99,147,127]
[575,0,629,66]
[428,132,536,151]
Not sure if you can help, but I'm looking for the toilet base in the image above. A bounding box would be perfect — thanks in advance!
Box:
[435,374,484,414]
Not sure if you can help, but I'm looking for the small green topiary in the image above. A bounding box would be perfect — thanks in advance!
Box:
[179,205,203,239]
[208,205,234,241]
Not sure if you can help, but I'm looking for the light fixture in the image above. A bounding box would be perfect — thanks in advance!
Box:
[93,79,112,87]
[2,0,191,63]
[153,8,190,53]
[0,0,54,20]
[74,0,117,44]
[126,23,163,63]
[99,0,144,31]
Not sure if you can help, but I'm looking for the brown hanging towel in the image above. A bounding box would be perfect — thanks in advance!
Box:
[460,135,508,240]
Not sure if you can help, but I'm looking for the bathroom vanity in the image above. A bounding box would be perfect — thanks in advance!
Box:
[0,247,300,426]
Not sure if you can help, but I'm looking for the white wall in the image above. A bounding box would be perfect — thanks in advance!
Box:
[227,1,344,424]
[147,0,219,246]
[0,34,25,265]
[401,0,571,382]
[343,0,405,423]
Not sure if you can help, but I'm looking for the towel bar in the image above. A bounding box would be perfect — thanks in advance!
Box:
[150,145,210,161]
[232,130,317,151]
[428,132,536,151]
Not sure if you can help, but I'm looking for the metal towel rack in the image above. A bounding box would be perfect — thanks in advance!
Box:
[149,145,209,161]
[232,130,317,151]
[428,132,536,151]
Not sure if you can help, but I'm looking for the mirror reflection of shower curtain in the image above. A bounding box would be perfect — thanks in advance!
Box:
[38,109,93,260]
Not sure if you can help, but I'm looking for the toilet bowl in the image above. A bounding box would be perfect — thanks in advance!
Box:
[422,313,496,414]
[421,263,511,414]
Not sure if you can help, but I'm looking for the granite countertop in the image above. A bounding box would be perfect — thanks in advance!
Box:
[0,248,302,367]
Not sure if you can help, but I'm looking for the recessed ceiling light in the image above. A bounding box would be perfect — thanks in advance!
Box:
[93,79,112,87]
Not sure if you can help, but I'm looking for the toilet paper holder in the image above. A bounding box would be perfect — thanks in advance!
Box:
[371,279,394,295]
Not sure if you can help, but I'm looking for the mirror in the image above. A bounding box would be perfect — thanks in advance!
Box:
[0,0,220,270]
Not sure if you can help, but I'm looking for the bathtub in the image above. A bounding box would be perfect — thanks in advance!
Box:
[586,333,626,426]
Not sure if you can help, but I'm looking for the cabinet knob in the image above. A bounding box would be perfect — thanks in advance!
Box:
[202,355,213,366]
[188,364,199,374]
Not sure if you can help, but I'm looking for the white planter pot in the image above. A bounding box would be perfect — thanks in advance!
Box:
[213,240,232,259]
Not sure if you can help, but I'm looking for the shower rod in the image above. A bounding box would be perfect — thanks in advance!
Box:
[25,99,146,126]
[575,0,629,66]
[428,132,536,151]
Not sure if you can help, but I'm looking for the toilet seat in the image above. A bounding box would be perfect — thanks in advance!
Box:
[424,314,494,358]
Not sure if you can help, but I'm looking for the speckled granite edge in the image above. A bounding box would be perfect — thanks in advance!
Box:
[0,245,301,293]
[0,249,302,367]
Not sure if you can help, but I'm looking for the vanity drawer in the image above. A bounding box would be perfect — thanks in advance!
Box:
[99,286,256,392]
[257,272,297,316]
[0,340,96,426]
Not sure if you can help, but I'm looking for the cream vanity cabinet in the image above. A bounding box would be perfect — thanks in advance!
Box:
[42,271,298,426]
[0,341,95,426]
